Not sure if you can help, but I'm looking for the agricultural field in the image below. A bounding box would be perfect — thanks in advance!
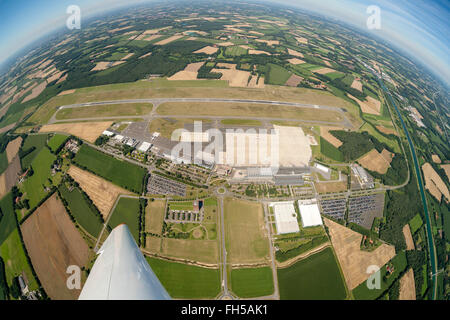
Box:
[107,197,141,242]
[20,194,90,299]
[73,144,146,193]
[224,198,269,264]
[278,247,347,300]
[409,214,423,234]
[160,237,219,264]
[145,199,166,235]
[39,122,112,143]
[47,134,68,152]
[230,267,274,298]
[320,136,344,162]
[59,184,103,237]
[20,134,48,168]
[149,118,212,139]
[20,147,56,209]
[55,103,153,120]
[146,257,221,299]
[67,165,131,218]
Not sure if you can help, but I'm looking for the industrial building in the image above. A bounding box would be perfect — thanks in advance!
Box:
[270,201,300,234]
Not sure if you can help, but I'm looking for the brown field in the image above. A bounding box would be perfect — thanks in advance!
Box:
[160,238,219,264]
[0,156,21,199]
[139,52,153,59]
[422,162,449,202]
[168,62,205,81]
[248,75,265,88]
[285,74,303,87]
[442,164,450,182]
[432,154,441,163]
[403,224,415,250]
[287,48,304,58]
[255,39,279,46]
[249,31,264,36]
[399,268,416,300]
[154,35,183,45]
[314,181,347,193]
[287,58,305,65]
[21,194,90,299]
[194,46,219,54]
[358,149,391,174]
[5,137,22,162]
[218,41,234,46]
[58,89,76,96]
[22,82,47,103]
[90,61,111,71]
[157,102,344,123]
[121,53,134,60]
[249,49,271,55]
[0,123,16,134]
[39,121,112,143]
[323,60,332,67]
[143,34,162,41]
[295,36,308,44]
[145,235,162,253]
[314,67,337,75]
[320,126,343,147]
[376,125,397,136]
[324,218,396,289]
[351,79,363,91]
[145,199,166,235]
[67,166,131,218]
[347,94,381,115]
[380,149,394,164]
[211,67,251,87]
[46,70,66,83]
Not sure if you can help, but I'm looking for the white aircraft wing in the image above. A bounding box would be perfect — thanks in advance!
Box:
[79,224,171,300]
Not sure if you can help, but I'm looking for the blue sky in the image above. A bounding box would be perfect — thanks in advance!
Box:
[0,0,448,84]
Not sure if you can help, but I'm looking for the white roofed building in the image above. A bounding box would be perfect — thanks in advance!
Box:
[138,142,152,152]
[102,130,115,137]
[298,199,323,227]
[270,201,300,234]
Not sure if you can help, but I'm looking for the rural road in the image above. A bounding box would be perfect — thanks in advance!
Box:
[217,195,233,300]
[48,97,354,129]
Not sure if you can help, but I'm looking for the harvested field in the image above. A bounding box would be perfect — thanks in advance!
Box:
[324,218,395,290]
[314,67,336,75]
[248,75,265,88]
[255,39,279,46]
[0,156,21,199]
[403,224,415,250]
[0,123,15,134]
[422,162,449,202]
[90,61,111,71]
[347,94,381,115]
[314,181,347,193]
[351,79,363,91]
[5,137,22,163]
[67,165,131,218]
[399,268,416,300]
[145,235,162,253]
[432,154,441,163]
[218,42,234,46]
[357,149,390,174]
[442,164,450,182]
[168,62,205,81]
[376,125,397,136]
[58,89,76,96]
[121,53,134,60]
[21,194,90,299]
[320,126,343,148]
[249,49,271,55]
[154,35,183,45]
[380,149,394,163]
[39,121,112,143]
[145,199,166,235]
[287,58,305,65]
[211,67,251,87]
[194,46,218,54]
[285,74,303,87]
[295,36,308,44]
[287,48,304,58]
[224,198,269,264]
[22,82,47,103]
[161,238,219,264]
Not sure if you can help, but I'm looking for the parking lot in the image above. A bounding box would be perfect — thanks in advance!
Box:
[348,193,384,228]
[147,173,186,196]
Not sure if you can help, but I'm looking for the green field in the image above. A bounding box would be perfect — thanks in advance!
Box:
[409,214,423,234]
[59,184,103,237]
[220,119,262,126]
[47,134,68,152]
[277,247,347,299]
[55,103,153,120]
[225,46,248,56]
[21,147,56,209]
[73,144,146,193]
[359,122,400,153]
[168,201,194,211]
[266,64,291,85]
[230,267,274,298]
[0,193,39,292]
[0,152,8,175]
[320,136,344,162]
[146,257,221,299]
[352,251,408,300]
[20,134,48,168]
[108,197,140,242]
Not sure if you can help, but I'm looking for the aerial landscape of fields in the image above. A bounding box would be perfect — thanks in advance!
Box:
[0,0,448,303]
